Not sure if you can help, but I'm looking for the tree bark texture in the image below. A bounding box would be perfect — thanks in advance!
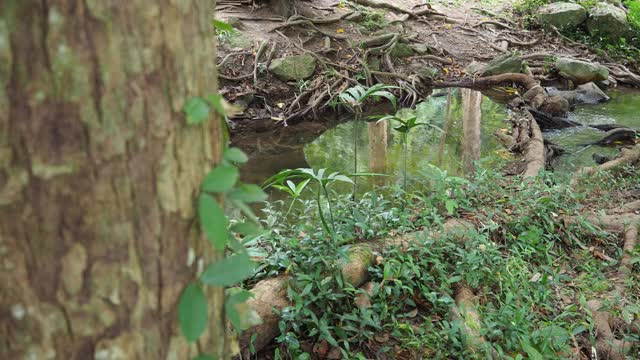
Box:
[0,0,224,359]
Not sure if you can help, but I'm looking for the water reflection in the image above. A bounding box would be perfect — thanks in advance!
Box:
[304,89,508,193]
[462,89,483,174]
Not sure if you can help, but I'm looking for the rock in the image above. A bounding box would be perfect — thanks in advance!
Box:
[226,32,253,49]
[574,82,610,104]
[587,2,631,41]
[268,54,317,81]
[540,95,570,117]
[465,61,486,75]
[412,43,430,54]
[419,66,439,78]
[554,58,609,85]
[547,82,610,105]
[225,16,241,28]
[481,52,523,76]
[390,43,414,58]
[538,2,587,31]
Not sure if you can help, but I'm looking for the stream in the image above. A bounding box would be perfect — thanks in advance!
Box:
[235,88,640,196]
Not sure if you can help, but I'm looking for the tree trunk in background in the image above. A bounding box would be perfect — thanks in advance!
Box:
[461,89,483,175]
[0,0,225,359]
[368,121,388,186]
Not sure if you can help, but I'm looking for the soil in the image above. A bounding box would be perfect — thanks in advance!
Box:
[217,0,638,146]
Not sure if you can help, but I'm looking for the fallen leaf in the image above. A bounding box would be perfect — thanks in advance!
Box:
[276,102,285,109]
[336,28,344,34]
[405,309,418,318]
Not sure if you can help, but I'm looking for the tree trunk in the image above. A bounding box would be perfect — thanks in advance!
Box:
[0,1,225,359]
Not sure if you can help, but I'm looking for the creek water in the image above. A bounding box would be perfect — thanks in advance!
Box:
[236,88,640,196]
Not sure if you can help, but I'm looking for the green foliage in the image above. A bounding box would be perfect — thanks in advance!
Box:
[627,0,640,30]
[249,163,640,358]
[201,254,256,286]
[178,99,266,353]
[178,283,208,342]
[373,112,443,194]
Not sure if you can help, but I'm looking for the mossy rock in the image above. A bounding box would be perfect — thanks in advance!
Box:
[555,58,609,85]
[268,54,317,81]
[390,43,414,58]
[586,2,631,41]
[481,53,523,76]
[226,32,253,49]
[538,2,587,31]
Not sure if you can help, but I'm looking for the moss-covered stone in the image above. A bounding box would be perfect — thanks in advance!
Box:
[390,43,414,58]
[587,2,631,41]
[481,52,523,76]
[538,2,587,31]
[555,57,609,84]
[268,54,317,81]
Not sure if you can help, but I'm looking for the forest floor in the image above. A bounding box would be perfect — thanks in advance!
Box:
[216,0,639,137]
[216,1,640,359]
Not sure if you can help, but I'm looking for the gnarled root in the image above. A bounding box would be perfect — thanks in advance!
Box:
[571,144,640,186]
[586,300,633,360]
[450,285,497,359]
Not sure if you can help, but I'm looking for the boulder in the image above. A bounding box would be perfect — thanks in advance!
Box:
[268,54,317,81]
[586,2,631,41]
[538,2,587,31]
[480,53,523,76]
[554,58,609,85]
[546,82,610,105]
[540,95,570,117]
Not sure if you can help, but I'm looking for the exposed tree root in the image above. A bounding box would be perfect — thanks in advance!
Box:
[451,285,497,359]
[236,219,475,356]
[571,144,640,185]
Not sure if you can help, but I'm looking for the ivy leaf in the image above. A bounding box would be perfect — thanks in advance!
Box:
[184,97,210,125]
[224,147,249,164]
[202,165,239,193]
[201,254,256,287]
[228,184,268,203]
[178,283,208,342]
[199,194,228,250]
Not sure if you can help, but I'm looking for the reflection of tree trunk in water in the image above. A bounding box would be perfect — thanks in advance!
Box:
[368,121,388,185]
[437,89,453,167]
[462,89,483,174]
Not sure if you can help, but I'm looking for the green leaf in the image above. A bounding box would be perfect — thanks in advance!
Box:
[199,194,228,250]
[178,283,208,342]
[228,184,268,203]
[184,97,210,125]
[224,147,249,164]
[207,94,227,116]
[445,199,458,215]
[520,340,544,360]
[200,254,255,286]
[371,90,397,109]
[213,19,234,32]
[202,165,239,193]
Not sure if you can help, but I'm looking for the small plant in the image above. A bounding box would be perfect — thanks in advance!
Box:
[373,111,443,195]
[337,84,398,201]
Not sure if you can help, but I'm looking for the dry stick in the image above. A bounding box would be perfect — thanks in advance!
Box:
[253,41,269,86]
[497,36,540,47]
[408,54,453,65]
[473,20,511,29]
[470,6,516,26]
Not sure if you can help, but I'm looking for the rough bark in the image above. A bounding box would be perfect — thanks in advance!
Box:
[0,1,224,359]
[461,89,482,174]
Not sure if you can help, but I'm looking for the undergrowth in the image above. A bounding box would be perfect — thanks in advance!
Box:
[239,164,640,359]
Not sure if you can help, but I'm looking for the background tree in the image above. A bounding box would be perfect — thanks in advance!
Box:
[0,0,226,358]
